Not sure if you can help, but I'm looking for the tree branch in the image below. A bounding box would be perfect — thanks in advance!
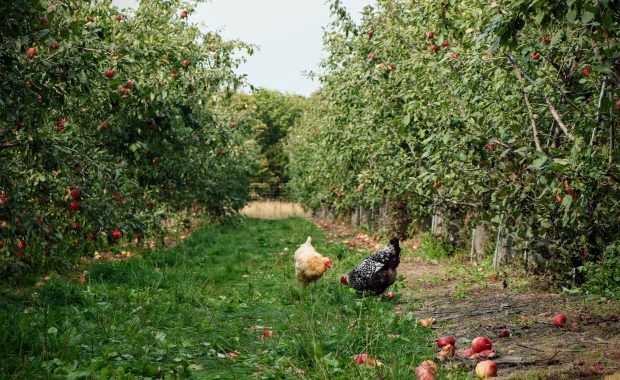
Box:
[544,98,574,140]
[0,141,22,150]
[507,53,543,152]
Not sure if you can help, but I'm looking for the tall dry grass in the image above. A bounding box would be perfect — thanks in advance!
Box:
[241,200,311,219]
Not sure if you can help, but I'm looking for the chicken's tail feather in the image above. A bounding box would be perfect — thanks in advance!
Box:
[306,236,312,245]
[389,237,400,250]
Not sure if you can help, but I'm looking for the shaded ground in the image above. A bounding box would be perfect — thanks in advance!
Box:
[316,218,620,380]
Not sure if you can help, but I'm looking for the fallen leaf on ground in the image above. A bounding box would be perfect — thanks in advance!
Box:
[419,318,436,327]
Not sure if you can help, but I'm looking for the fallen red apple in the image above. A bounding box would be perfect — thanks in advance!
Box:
[169,70,177,78]
[474,350,496,361]
[475,360,497,378]
[572,359,585,366]
[17,241,25,249]
[337,193,343,199]
[530,53,540,60]
[471,337,493,353]
[355,353,369,364]
[50,43,59,50]
[111,229,122,240]
[370,53,377,59]
[367,29,374,37]
[552,313,567,327]
[119,87,128,94]
[124,79,134,89]
[78,278,87,285]
[420,360,437,369]
[415,365,435,380]
[437,336,456,348]
[496,330,509,338]
[229,121,238,127]
[261,330,274,339]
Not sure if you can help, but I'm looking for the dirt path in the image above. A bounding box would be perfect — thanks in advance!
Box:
[316,219,620,379]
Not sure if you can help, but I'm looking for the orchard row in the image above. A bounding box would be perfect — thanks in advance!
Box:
[287,1,620,288]
[0,0,259,276]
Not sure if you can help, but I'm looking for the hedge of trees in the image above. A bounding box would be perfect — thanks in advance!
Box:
[0,0,259,278]
[287,0,619,293]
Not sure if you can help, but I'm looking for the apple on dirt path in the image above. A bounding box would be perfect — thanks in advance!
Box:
[475,360,497,378]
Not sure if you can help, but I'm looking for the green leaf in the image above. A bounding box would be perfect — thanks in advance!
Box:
[530,156,548,170]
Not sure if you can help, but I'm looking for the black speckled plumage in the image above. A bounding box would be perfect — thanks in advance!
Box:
[347,237,400,294]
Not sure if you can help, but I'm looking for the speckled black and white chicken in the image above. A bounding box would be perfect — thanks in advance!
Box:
[340,237,400,295]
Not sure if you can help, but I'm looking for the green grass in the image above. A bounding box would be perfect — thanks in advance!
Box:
[0,218,471,379]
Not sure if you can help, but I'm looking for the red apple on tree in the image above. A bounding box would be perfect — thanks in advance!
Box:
[180,11,187,19]
[429,44,439,53]
[442,41,449,47]
[115,14,122,21]
[182,59,190,66]
[26,47,37,58]
[69,200,81,211]
[451,53,458,59]
[104,70,115,79]
[70,189,80,199]
[425,31,435,39]
[582,66,591,77]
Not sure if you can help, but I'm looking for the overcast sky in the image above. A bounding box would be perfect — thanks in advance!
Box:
[112,0,374,96]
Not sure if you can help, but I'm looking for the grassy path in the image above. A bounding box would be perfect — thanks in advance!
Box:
[0,218,471,379]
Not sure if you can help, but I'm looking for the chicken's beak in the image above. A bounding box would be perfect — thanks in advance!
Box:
[340,274,348,286]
